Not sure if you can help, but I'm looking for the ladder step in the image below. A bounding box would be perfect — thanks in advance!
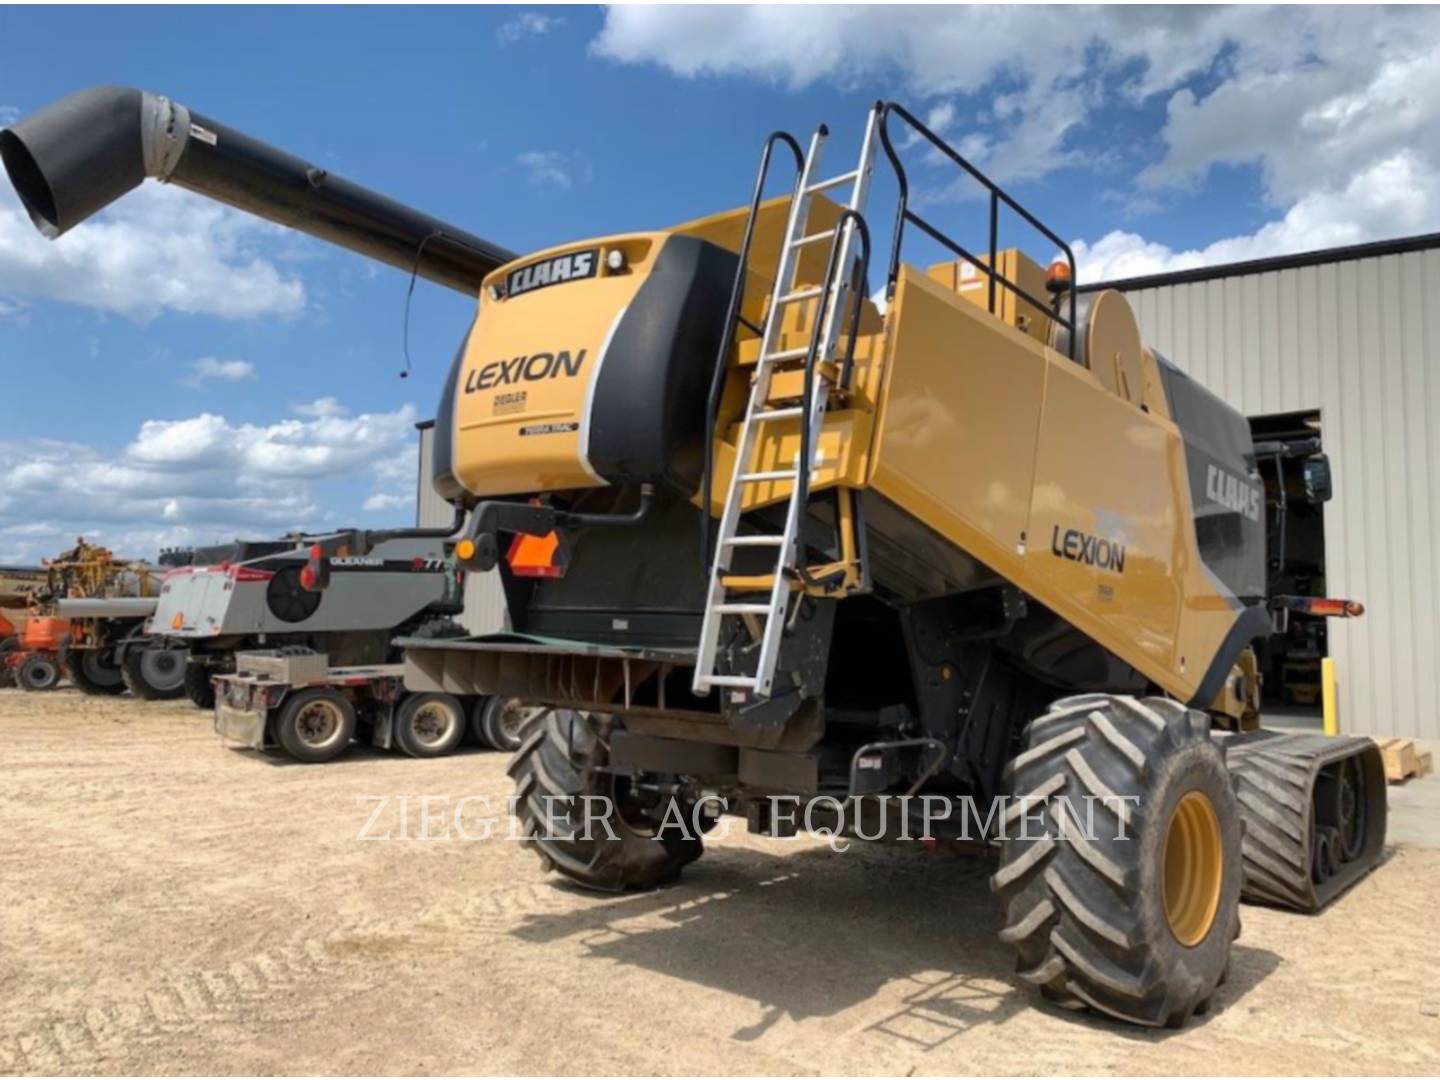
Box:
[763,346,811,363]
[721,574,777,590]
[725,535,785,547]
[777,286,823,305]
[739,470,797,483]
[753,407,803,421]
[704,675,761,689]
[807,169,859,194]
[715,603,771,615]
[790,228,836,248]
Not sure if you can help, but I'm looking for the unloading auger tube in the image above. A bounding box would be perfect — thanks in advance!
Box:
[0,87,516,295]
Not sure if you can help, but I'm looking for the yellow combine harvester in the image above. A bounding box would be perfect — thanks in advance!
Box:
[3,90,1386,1028]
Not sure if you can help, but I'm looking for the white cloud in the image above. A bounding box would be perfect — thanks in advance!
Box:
[362,492,413,513]
[0,400,420,563]
[0,181,308,320]
[293,396,350,419]
[178,357,256,389]
[594,6,1440,277]
[1076,152,1440,281]
[0,105,18,126]
[516,150,579,190]
[497,12,563,44]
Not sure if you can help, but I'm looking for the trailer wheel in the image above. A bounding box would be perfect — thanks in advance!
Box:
[476,696,543,753]
[991,694,1242,1028]
[121,647,188,700]
[66,648,126,696]
[18,653,61,692]
[509,709,703,892]
[394,692,466,758]
[0,636,16,687]
[183,662,215,710]
[275,688,356,764]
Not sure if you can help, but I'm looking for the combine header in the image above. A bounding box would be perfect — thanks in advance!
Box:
[3,89,1388,1028]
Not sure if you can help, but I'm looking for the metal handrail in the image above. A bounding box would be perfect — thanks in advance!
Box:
[794,208,871,527]
[875,101,1078,360]
[701,131,805,577]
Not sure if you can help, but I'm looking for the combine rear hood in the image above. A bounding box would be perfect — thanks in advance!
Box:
[1,87,515,295]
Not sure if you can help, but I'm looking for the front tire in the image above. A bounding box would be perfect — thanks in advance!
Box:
[18,653,61,692]
[183,662,216,709]
[66,648,126,696]
[394,692,466,758]
[992,694,1242,1028]
[121,647,188,700]
[508,709,703,892]
[275,687,356,764]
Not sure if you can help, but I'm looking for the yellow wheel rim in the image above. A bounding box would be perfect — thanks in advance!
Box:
[1162,790,1223,947]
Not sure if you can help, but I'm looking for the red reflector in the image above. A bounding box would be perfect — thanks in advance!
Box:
[299,565,316,590]
[310,543,324,560]
[506,530,567,579]
[1299,597,1365,618]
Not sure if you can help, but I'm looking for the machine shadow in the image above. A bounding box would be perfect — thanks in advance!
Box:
[508,840,1281,1047]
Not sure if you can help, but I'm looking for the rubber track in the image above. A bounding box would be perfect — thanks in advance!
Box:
[1224,731,1387,911]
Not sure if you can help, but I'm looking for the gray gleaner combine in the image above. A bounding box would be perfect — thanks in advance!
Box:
[4,88,1389,1027]
[145,535,483,761]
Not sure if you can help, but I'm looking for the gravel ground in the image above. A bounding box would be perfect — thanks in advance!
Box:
[1,687,1436,1075]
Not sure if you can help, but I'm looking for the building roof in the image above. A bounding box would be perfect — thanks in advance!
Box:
[1080,230,1440,294]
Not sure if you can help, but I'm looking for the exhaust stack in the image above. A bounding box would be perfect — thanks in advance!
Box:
[1,87,516,296]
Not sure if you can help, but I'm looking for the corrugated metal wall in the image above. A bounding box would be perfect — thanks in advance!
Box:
[1120,246,1440,739]
[416,424,509,635]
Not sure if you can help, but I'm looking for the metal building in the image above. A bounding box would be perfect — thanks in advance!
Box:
[415,420,509,635]
[1090,232,1440,740]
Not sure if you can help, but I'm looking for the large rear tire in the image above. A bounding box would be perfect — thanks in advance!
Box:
[992,694,1242,1028]
[121,647,188,700]
[66,648,126,696]
[183,662,216,709]
[18,653,61,692]
[509,710,703,892]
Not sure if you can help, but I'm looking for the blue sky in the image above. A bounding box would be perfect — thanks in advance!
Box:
[2,5,1437,563]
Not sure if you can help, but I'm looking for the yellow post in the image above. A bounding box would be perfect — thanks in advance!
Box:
[1321,657,1339,736]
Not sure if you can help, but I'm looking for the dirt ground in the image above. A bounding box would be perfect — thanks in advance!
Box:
[1,688,1436,1076]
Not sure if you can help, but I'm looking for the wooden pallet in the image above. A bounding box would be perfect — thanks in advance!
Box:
[1374,737,1434,783]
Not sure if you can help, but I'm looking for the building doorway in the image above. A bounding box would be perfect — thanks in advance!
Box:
[1250,410,1327,713]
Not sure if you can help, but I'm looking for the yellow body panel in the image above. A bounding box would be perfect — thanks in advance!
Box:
[867,265,1237,702]
[449,202,1244,704]
[455,235,660,496]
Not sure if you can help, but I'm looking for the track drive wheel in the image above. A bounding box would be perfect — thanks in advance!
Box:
[394,692,466,758]
[992,694,1242,1028]
[275,687,356,764]
[183,662,216,709]
[509,709,703,892]
[66,648,126,696]
[18,653,61,692]
[121,647,188,700]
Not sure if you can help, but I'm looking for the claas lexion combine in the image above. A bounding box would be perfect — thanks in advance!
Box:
[4,90,1387,1027]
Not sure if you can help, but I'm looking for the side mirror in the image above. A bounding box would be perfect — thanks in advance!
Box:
[1302,454,1333,503]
